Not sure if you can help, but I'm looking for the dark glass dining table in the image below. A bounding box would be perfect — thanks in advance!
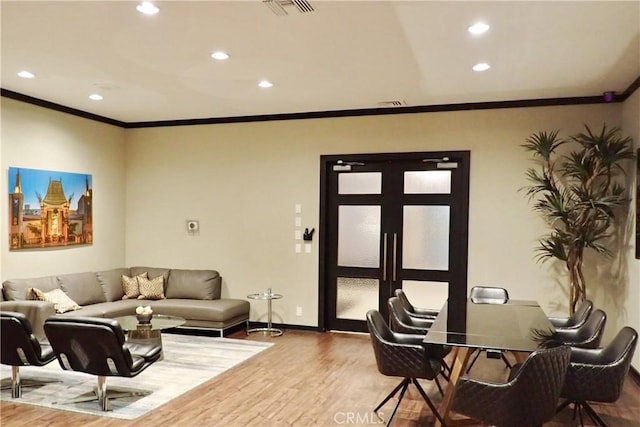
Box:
[423,298,555,427]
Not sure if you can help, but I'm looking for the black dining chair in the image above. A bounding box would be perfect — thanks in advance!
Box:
[452,344,571,427]
[552,309,606,349]
[466,286,512,373]
[388,297,434,335]
[556,326,638,427]
[44,316,162,411]
[393,289,439,320]
[366,309,446,426]
[0,311,58,398]
[549,300,593,329]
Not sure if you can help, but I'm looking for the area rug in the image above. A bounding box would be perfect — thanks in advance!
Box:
[0,334,273,419]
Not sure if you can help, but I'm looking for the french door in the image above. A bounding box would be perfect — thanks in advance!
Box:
[319,151,470,332]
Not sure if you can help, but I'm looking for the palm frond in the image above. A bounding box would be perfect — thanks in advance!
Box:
[522,130,564,162]
[535,234,568,263]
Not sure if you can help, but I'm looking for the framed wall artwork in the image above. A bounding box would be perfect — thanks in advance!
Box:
[8,167,93,250]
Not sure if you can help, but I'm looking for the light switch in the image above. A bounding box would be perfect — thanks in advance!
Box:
[304,243,311,253]
[295,230,302,240]
[295,243,302,253]
[295,204,302,214]
[295,217,302,227]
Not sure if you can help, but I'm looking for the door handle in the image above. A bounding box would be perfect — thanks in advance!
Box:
[382,233,388,281]
[392,233,397,282]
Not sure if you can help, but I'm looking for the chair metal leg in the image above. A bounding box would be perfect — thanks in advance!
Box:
[582,402,608,427]
[440,363,451,381]
[412,379,447,427]
[374,378,409,415]
[374,377,446,426]
[53,375,151,411]
[555,398,572,414]
[500,352,512,369]
[97,376,109,411]
[559,400,608,427]
[434,376,444,397]
[1,366,61,398]
[11,366,21,398]
[465,349,481,373]
[385,381,410,426]
[577,403,585,426]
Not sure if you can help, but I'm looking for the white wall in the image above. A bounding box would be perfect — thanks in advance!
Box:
[1,98,127,279]
[2,96,636,372]
[124,103,631,334]
[622,88,640,370]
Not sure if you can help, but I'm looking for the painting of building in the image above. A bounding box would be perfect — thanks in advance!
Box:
[8,167,92,250]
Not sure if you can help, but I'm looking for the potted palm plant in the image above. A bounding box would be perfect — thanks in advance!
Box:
[522,124,635,314]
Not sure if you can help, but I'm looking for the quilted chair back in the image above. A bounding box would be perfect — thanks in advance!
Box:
[366,309,440,380]
[44,316,136,377]
[0,311,48,366]
[562,326,638,403]
[566,300,593,328]
[452,345,571,427]
[553,309,607,349]
[387,297,432,334]
[393,288,439,318]
[394,289,416,314]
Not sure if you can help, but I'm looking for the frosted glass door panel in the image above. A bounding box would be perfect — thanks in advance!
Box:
[402,280,449,310]
[338,205,380,268]
[339,172,382,195]
[336,277,379,320]
[403,206,450,270]
[404,170,451,194]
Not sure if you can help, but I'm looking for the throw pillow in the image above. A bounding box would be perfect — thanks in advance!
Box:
[121,272,148,300]
[137,274,165,300]
[28,287,81,314]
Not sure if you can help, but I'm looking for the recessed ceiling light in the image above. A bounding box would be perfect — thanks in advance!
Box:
[468,22,490,35]
[211,51,229,61]
[258,80,273,88]
[136,2,159,15]
[472,62,491,72]
[89,94,104,101]
[18,70,35,79]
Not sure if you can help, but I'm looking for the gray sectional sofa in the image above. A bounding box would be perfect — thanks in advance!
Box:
[0,266,249,339]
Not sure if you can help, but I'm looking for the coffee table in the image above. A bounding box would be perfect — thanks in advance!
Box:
[114,314,185,353]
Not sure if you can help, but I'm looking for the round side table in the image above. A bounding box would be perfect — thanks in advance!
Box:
[247,288,283,337]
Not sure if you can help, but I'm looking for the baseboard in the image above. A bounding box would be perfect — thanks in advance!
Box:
[247,321,322,332]
[630,366,640,386]
[166,322,322,337]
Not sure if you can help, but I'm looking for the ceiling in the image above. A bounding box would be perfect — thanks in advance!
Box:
[1,1,639,125]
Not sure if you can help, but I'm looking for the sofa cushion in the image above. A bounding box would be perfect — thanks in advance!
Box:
[138,275,166,300]
[57,272,106,306]
[96,268,131,302]
[59,299,142,318]
[166,269,220,300]
[130,266,170,288]
[2,276,59,301]
[29,288,81,314]
[149,299,249,322]
[122,272,147,299]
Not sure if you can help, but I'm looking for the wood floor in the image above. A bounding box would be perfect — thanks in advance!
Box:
[1,329,639,427]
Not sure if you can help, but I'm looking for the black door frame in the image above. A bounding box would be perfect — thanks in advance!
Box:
[318,150,470,331]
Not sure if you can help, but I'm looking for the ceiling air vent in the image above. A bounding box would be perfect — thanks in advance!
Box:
[377,100,406,107]
[263,0,315,16]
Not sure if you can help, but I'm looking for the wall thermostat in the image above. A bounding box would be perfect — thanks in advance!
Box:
[186,220,199,232]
